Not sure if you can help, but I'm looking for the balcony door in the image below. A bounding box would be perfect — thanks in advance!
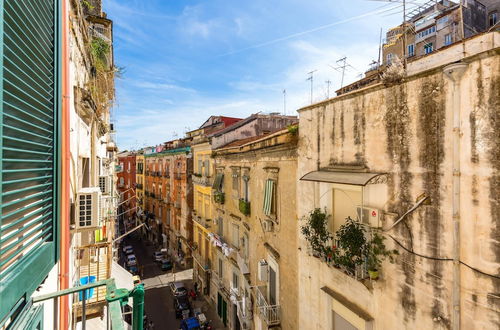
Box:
[269,265,277,305]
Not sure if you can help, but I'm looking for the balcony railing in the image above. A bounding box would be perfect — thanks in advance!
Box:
[255,286,281,326]
[192,250,210,270]
[237,299,253,328]
[192,174,212,187]
[193,215,211,229]
[174,173,182,180]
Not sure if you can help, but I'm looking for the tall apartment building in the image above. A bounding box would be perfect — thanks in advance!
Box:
[383,0,488,65]
[297,32,499,330]
[210,128,299,330]
[117,151,137,230]
[187,116,242,298]
[143,139,194,266]
[0,0,124,329]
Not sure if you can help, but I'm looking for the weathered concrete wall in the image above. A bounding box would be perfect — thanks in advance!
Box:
[297,32,499,329]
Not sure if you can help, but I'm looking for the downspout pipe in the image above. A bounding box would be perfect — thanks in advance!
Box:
[59,0,70,328]
[443,62,468,330]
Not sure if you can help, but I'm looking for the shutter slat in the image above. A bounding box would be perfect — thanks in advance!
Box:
[3,147,52,156]
[3,175,52,186]
[1,184,52,200]
[2,158,52,163]
[3,168,53,174]
[3,135,53,149]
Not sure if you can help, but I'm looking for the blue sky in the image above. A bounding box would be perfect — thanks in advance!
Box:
[105,0,422,150]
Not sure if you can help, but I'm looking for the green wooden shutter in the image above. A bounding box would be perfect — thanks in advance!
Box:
[0,0,60,323]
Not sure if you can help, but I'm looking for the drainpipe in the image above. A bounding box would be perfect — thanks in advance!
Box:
[59,0,70,328]
[443,62,468,330]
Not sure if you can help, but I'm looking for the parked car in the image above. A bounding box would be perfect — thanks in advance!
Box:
[152,251,163,262]
[128,265,138,275]
[169,281,187,296]
[180,317,200,330]
[123,245,133,254]
[159,259,173,271]
[127,254,137,266]
[132,275,141,285]
[174,294,191,319]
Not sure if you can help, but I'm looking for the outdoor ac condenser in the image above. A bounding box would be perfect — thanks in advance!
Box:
[258,259,268,282]
[76,187,102,229]
[98,175,111,195]
[356,206,381,228]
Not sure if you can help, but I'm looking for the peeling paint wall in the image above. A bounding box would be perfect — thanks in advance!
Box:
[297,33,500,330]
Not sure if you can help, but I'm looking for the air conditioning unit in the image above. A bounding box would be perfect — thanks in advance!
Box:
[258,260,268,282]
[76,188,102,229]
[99,175,111,194]
[262,219,274,232]
[356,206,381,227]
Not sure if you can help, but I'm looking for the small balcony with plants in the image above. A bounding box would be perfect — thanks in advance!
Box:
[239,198,250,216]
[301,208,398,281]
[214,191,225,204]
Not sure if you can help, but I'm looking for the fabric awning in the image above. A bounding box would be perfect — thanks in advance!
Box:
[300,170,385,186]
[111,261,134,292]
[263,179,275,216]
[212,173,224,190]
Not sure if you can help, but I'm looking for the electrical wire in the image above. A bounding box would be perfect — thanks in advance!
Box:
[388,234,500,280]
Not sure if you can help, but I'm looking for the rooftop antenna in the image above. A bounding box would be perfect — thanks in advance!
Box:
[306,70,317,104]
[377,27,383,67]
[283,89,287,115]
[325,80,331,99]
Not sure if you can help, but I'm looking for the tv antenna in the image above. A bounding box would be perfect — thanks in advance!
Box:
[306,70,317,104]
[283,89,287,115]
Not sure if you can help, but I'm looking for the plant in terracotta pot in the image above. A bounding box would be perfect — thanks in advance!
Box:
[366,232,399,280]
[301,208,332,258]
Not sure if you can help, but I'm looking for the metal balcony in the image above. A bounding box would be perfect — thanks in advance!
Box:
[255,286,280,326]
[192,174,212,187]
[237,299,253,329]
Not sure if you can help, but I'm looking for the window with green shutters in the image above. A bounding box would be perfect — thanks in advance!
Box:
[0,0,60,324]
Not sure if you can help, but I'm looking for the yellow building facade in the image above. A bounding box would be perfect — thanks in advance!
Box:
[210,128,299,330]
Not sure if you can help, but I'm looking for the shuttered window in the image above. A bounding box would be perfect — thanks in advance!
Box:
[0,0,60,323]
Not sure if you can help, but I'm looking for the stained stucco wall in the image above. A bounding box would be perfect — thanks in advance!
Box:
[297,33,499,330]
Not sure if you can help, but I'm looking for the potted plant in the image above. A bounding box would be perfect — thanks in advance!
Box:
[335,217,367,271]
[366,232,398,280]
[300,208,332,258]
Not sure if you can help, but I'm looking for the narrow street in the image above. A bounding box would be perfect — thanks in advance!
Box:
[119,231,225,330]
